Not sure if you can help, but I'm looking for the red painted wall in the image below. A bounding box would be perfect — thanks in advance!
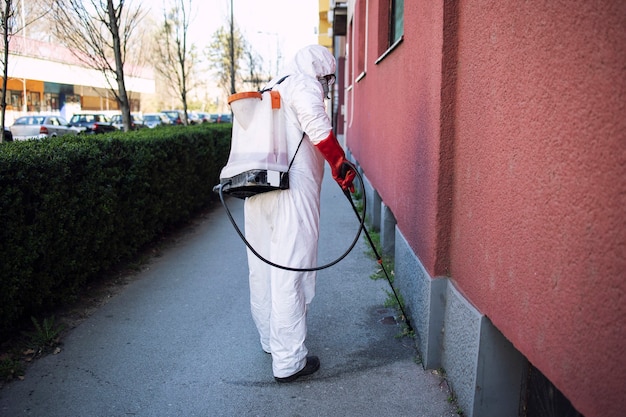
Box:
[344,1,625,416]
[346,0,446,274]
[450,2,626,416]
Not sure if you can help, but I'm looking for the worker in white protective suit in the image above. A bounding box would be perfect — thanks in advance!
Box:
[244,45,355,383]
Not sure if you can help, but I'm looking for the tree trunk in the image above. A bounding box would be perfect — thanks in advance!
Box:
[107,0,132,131]
[0,0,12,143]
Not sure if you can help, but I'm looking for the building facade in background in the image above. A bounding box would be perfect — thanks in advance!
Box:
[1,36,155,125]
[318,0,346,139]
[327,1,625,417]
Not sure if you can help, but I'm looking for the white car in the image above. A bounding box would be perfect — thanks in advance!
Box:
[142,113,171,128]
[110,113,146,130]
[11,115,81,140]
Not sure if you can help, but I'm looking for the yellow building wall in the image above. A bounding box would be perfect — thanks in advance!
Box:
[81,95,119,111]
[318,0,332,48]
[3,78,44,110]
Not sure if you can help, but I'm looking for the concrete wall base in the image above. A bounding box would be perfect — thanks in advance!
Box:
[442,283,525,417]
[346,155,526,416]
[394,229,446,369]
[380,202,396,257]
[394,230,525,417]
[360,172,381,232]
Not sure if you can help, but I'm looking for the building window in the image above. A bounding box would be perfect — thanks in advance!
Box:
[130,98,141,112]
[390,0,404,45]
[347,20,353,86]
[45,93,59,112]
[10,90,22,109]
[28,91,41,112]
[356,0,367,80]
[376,0,404,63]
[65,93,80,104]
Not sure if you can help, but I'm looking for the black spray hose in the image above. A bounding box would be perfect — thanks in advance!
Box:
[341,186,412,331]
[218,166,411,330]
[217,178,364,272]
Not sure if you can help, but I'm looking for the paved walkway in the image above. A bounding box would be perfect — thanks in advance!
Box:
[0,169,457,417]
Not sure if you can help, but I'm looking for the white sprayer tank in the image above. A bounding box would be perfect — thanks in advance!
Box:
[220,90,288,181]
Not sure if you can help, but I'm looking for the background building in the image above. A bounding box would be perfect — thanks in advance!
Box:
[2,36,155,125]
[328,1,625,417]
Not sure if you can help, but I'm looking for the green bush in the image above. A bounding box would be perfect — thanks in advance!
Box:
[0,124,232,337]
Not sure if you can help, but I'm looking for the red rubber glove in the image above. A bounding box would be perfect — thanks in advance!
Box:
[314,131,356,192]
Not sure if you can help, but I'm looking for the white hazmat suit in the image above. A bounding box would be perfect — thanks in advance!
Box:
[243,45,355,381]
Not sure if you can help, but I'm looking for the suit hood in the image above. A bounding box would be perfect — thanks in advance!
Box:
[283,44,336,79]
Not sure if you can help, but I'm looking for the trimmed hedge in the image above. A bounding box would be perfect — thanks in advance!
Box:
[0,124,232,337]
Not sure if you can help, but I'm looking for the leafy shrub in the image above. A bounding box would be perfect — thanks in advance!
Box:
[0,124,231,336]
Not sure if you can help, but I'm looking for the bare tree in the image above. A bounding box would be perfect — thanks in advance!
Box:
[0,0,50,142]
[18,0,54,41]
[242,48,268,91]
[205,24,250,97]
[0,0,16,143]
[51,0,145,131]
[152,0,196,126]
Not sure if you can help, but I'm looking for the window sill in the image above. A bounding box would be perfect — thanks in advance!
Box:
[375,35,404,65]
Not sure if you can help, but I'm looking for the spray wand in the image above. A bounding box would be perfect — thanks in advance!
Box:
[341,168,412,332]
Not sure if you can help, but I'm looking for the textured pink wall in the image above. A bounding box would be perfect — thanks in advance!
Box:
[450,2,626,416]
[346,0,445,274]
[345,1,625,416]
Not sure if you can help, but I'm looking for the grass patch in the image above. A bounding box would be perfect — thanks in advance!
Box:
[349,191,412,338]
[0,315,65,385]
[0,356,24,382]
[23,316,65,355]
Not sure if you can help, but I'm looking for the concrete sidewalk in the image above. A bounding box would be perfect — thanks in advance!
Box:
[0,169,457,417]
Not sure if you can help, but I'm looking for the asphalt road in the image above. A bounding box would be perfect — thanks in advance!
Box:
[0,169,458,417]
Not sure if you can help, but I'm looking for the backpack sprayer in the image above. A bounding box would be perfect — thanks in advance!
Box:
[212,82,411,330]
[212,80,364,271]
[213,76,290,199]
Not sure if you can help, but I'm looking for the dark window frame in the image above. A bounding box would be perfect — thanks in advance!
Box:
[375,0,404,64]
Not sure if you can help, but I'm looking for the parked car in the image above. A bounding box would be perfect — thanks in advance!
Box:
[161,110,185,125]
[68,113,117,134]
[199,113,231,123]
[110,113,146,130]
[142,113,171,128]
[10,115,81,140]
[187,112,201,125]
[217,113,232,123]
[196,112,218,123]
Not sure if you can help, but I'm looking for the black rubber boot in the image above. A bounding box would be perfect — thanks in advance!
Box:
[274,356,320,383]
